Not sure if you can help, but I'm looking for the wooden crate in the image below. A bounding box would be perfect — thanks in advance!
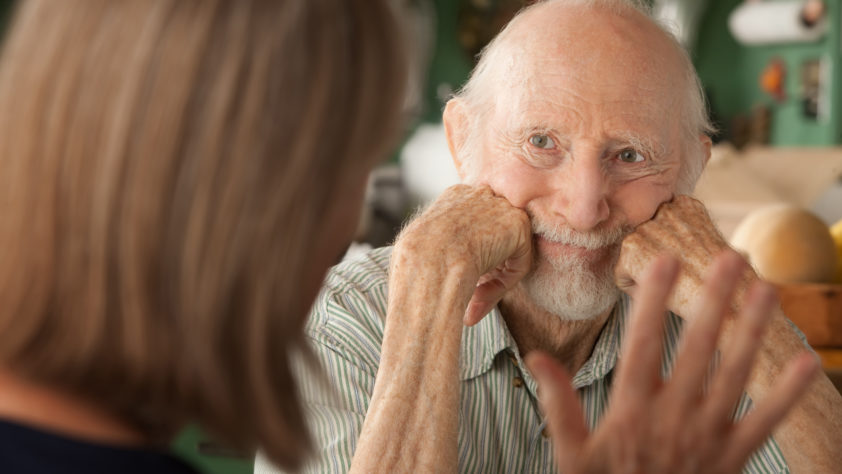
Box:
[777,283,842,347]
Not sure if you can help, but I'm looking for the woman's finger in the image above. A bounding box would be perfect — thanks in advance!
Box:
[667,252,745,410]
[724,352,819,468]
[612,255,679,406]
[703,280,776,423]
[527,351,588,473]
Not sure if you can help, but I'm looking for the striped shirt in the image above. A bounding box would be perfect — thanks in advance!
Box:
[256,246,790,473]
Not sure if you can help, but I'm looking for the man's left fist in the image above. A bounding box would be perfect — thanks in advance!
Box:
[615,195,757,321]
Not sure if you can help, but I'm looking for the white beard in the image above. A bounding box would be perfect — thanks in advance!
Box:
[521,215,629,321]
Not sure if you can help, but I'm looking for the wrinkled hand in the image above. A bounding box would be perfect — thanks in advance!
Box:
[615,195,751,322]
[394,184,532,325]
[527,252,819,474]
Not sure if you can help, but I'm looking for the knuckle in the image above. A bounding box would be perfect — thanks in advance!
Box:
[620,232,645,250]
[443,183,468,197]
[514,208,530,227]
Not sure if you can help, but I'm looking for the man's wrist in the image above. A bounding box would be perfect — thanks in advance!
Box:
[391,237,479,294]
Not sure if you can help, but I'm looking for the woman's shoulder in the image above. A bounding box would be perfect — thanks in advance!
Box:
[0,418,200,474]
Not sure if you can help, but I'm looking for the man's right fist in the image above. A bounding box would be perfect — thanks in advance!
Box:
[393,185,533,325]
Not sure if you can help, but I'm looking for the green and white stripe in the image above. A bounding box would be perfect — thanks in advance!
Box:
[255,246,789,473]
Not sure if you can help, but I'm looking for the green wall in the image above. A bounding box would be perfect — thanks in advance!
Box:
[694,0,842,145]
[419,0,473,124]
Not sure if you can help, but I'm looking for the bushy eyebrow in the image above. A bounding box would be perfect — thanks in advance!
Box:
[615,133,667,161]
[507,119,670,160]
[513,125,666,155]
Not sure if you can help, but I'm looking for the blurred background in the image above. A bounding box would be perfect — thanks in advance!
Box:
[0,1,837,473]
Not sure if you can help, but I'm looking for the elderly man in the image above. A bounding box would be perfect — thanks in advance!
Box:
[257,0,842,472]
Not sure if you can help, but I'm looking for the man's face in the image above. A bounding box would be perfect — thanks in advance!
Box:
[458,7,687,320]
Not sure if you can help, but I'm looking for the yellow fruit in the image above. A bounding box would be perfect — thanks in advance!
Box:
[730,205,838,284]
[831,218,842,283]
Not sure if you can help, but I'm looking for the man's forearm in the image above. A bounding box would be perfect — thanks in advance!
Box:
[349,254,475,473]
[745,308,842,472]
[348,185,531,472]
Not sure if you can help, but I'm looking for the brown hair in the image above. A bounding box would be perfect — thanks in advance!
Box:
[0,0,406,469]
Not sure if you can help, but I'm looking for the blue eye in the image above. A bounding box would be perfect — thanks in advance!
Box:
[528,134,555,149]
[618,149,645,163]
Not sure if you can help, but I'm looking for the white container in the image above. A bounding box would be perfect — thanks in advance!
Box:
[728,1,827,46]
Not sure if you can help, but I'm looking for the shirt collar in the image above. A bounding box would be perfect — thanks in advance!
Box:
[459,306,514,380]
[570,294,629,388]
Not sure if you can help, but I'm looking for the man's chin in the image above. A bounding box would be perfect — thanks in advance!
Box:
[522,250,622,321]
[523,279,620,321]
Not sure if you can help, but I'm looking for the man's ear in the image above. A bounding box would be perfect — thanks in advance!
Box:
[443,98,470,179]
[700,134,713,166]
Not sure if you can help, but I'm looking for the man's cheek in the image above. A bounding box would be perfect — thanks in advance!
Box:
[612,182,674,227]
[485,163,549,208]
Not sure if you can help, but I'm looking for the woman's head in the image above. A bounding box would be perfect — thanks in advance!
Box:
[0,0,407,469]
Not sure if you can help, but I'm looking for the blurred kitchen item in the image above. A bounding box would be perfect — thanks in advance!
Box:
[356,165,410,248]
[652,0,711,49]
[400,0,436,118]
[812,177,842,225]
[730,204,838,284]
[730,106,772,149]
[831,217,842,283]
[760,57,786,102]
[457,0,531,61]
[400,123,460,205]
[693,145,842,237]
[777,283,842,347]
[729,0,827,45]
[800,0,827,27]
[800,57,828,120]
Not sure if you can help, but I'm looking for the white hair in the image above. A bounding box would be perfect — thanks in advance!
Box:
[453,0,715,193]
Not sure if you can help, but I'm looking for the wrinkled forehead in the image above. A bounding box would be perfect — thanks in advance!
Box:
[490,4,686,124]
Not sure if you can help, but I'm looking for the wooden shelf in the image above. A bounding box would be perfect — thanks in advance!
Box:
[816,349,842,395]
[777,283,842,347]
[817,348,842,369]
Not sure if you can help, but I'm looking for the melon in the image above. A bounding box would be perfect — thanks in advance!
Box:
[831,218,842,283]
[730,205,837,284]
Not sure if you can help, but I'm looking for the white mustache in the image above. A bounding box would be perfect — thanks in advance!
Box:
[531,218,629,250]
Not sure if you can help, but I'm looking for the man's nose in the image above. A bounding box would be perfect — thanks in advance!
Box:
[550,151,610,231]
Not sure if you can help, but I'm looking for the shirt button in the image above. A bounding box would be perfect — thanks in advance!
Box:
[541,427,550,438]
[512,376,524,388]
